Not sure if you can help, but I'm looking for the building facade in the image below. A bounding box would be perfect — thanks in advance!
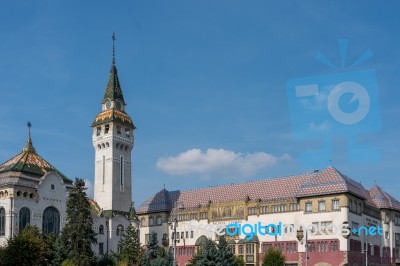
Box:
[0,45,138,255]
[138,167,400,266]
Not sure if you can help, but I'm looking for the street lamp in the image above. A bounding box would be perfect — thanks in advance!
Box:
[362,242,372,266]
[168,201,185,266]
[296,228,308,266]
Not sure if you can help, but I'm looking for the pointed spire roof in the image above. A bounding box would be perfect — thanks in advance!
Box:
[0,124,72,184]
[102,33,125,104]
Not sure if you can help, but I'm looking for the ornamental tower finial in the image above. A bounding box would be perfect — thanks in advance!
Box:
[24,121,35,152]
[112,32,116,65]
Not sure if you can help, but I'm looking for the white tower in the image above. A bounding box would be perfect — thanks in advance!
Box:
[92,34,135,213]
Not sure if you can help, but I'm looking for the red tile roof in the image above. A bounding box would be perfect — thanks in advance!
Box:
[138,167,383,214]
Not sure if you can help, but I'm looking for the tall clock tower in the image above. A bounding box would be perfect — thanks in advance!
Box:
[92,35,135,213]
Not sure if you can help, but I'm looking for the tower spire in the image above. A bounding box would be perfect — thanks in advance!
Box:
[112,33,116,65]
[24,121,35,152]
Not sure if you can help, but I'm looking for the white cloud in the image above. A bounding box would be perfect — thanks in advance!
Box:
[84,179,94,198]
[310,121,330,131]
[156,148,291,178]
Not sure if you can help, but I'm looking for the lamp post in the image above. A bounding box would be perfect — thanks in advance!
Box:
[169,201,185,266]
[297,228,308,266]
[362,242,372,266]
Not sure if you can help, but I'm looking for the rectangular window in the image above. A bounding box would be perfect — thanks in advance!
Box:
[186,231,189,238]
[238,245,244,254]
[352,222,359,236]
[96,127,101,136]
[332,200,340,210]
[120,156,124,191]
[125,129,130,138]
[99,242,104,255]
[191,231,194,238]
[145,234,150,244]
[305,202,312,212]
[318,201,326,212]
[102,155,105,186]
[116,125,121,134]
[105,124,110,134]
[181,232,184,239]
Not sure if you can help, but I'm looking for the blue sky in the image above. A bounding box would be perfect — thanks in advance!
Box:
[1,1,399,206]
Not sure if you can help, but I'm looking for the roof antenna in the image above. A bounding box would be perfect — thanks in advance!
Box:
[112,32,116,65]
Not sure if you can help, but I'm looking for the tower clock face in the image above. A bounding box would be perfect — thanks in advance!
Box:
[105,101,111,109]
[115,101,122,110]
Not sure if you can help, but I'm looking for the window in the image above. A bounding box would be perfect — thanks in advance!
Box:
[116,125,121,134]
[149,217,154,226]
[116,224,124,236]
[190,231,194,238]
[332,199,340,210]
[120,156,124,191]
[181,232,184,239]
[99,225,104,234]
[186,231,189,238]
[352,222,359,236]
[145,234,150,244]
[105,124,110,134]
[238,245,244,254]
[318,201,326,211]
[124,129,130,138]
[305,202,312,212]
[0,208,5,236]
[19,207,30,231]
[42,207,60,236]
[50,184,55,191]
[99,243,104,255]
[96,127,101,136]
[140,218,145,226]
[156,216,162,225]
[246,244,254,254]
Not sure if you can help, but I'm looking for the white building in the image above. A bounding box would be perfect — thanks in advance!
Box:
[0,42,139,255]
[138,167,400,266]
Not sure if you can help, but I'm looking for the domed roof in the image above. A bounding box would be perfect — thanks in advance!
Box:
[0,126,72,184]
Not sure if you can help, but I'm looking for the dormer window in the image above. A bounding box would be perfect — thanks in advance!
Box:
[105,125,110,134]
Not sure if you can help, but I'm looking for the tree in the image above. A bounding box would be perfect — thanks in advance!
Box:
[2,225,47,266]
[117,225,143,265]
[262,247,286,266]
[148,248,173,266]
[146,231,159,261]
[60,178,97,266]
[215,235,235,266]
[233,255,245,266]
[188,236,245,266]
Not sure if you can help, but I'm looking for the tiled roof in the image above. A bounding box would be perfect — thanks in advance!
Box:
[0,133,72,184]
[92,109,135,128]
[138,167,373,214]
[102,64,125,104]
[369,185,400,211]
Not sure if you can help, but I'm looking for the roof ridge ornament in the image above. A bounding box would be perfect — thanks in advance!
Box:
[24,121,35,152]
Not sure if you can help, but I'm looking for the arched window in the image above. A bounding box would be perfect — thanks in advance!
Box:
[99,225,104,234]
[0,208,5,236]
[42,207,60,236]
[19,207,30,231]
[116,224,124,236]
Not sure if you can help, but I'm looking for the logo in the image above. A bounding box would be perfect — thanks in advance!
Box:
[286,39,381,168]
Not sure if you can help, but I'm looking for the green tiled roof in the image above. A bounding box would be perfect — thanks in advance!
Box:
[92,109,135,128]
[0,134,72,184]
[102,64,125,104]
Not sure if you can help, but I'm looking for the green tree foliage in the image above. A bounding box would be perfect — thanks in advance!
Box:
[98,253,116,266]
[262,247,286,266]
[146,231,159,260]
[188,236,241,266]
[117,225,143,265]
[233,255,245,266]
[60,178,97,266]
[148,248,173,266]
[1,225,47,266]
